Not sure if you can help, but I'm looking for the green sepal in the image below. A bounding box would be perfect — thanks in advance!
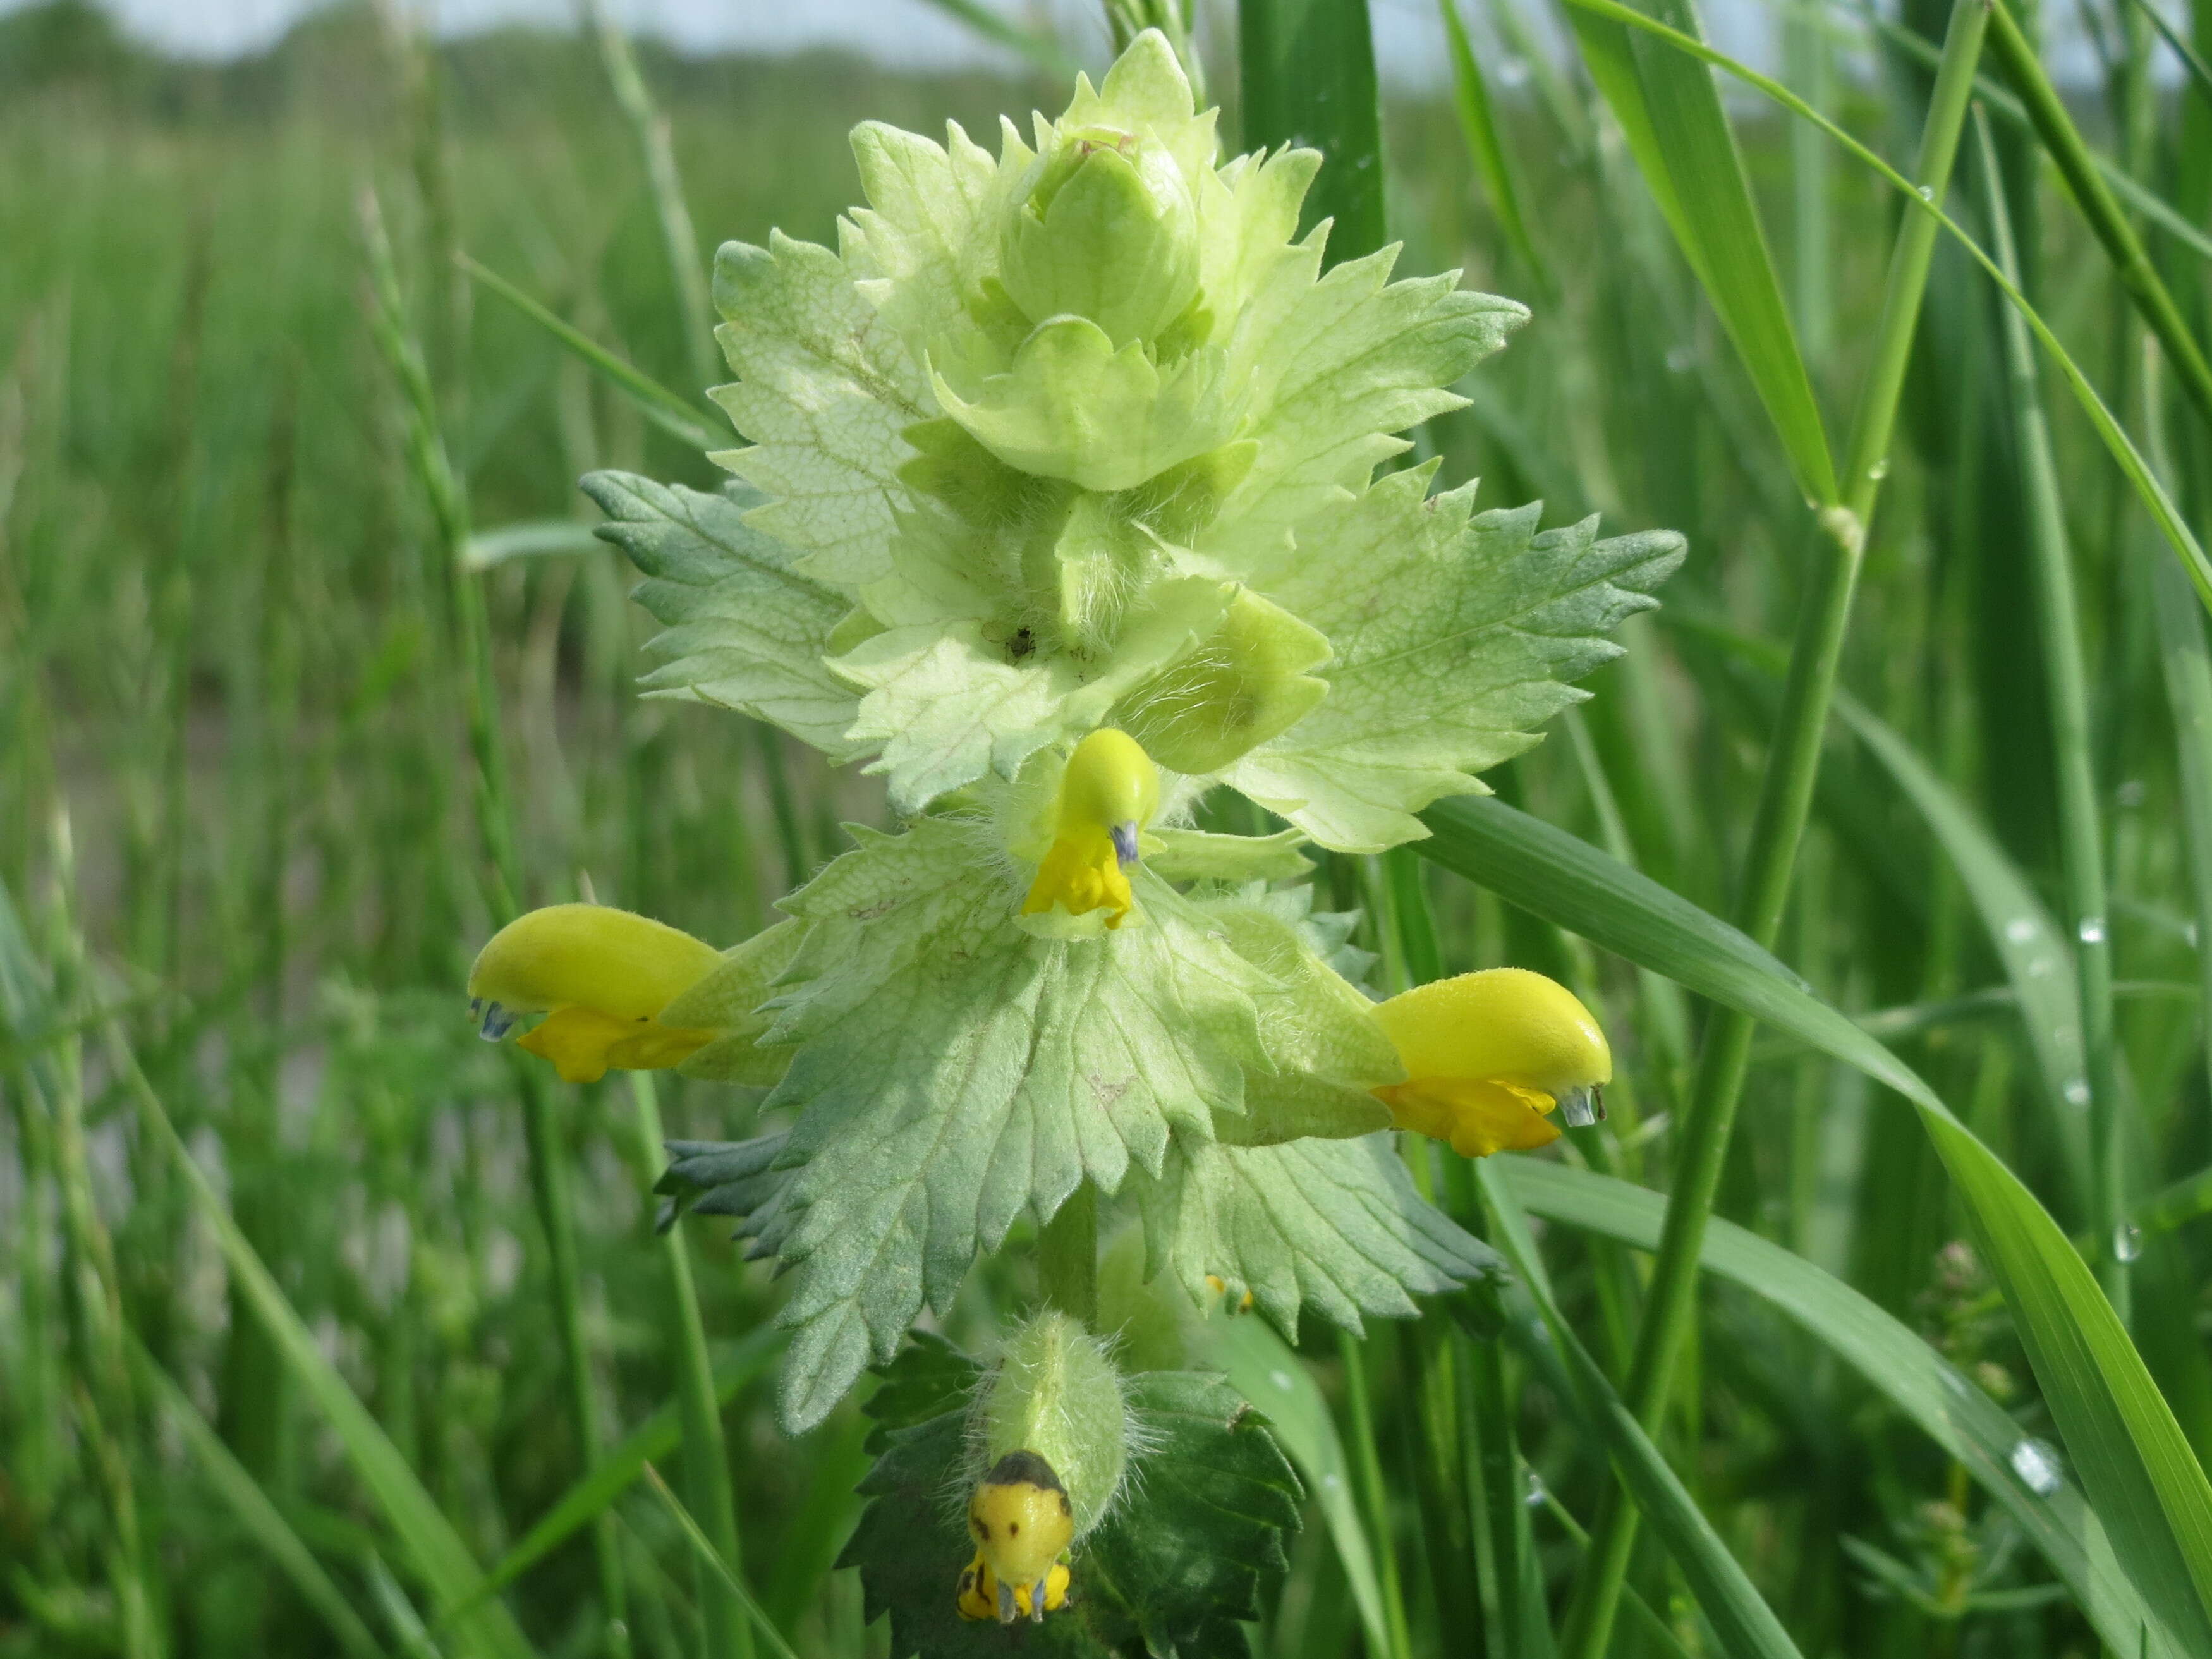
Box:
[932,320,1243,494]
[581,473,863,758]
[1128,1133,1502,1337]
[663,918,806,1086]
[1117,586,1332,774]
[842,1340,1301,1659]
[1000,134,1201,348]
[980,1311,1129,1538]
[1146,826,1311,884]
[1203,890,1401,1146]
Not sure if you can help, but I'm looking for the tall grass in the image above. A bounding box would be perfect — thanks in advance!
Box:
[8,0,2212,1655]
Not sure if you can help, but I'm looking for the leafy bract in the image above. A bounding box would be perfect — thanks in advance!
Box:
[1228,470,1687,849]
[582,473,863,758]
[709,232,929,586]
[1127,1131,1502,1337]
[650,814,1479,1430]
[840,1339,1301,1659]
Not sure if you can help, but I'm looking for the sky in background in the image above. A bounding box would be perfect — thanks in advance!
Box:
[2,0,1784,87]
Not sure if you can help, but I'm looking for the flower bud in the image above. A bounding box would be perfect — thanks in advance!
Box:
[999,126,1201,349]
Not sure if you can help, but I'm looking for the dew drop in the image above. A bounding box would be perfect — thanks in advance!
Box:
[1916,183,1935,201]
[1867,457,1891,481]
[2063,1078,2091,1107]
[2077,916,2106,945]
[2113,1223,2144,1264]
[2004,918,2036,944]
[1524,1471,1548,1507]
[2010,1438,2063,1497]
[1270,1369,1296,1394]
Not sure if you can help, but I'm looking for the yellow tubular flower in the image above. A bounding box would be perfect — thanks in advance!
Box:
[964,1450,1076,1624]
[466,904,722,1085]
[1020,728,1160,930]
[1371,968,1612,1159]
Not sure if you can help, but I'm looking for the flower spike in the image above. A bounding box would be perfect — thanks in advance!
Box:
[1371,968,1612,1158]
[1020,728,1161,930]
[466,904,722,1085]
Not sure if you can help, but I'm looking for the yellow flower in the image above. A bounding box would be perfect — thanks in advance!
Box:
[1020,729,1160,930]
[466,904,721,1085]
[960,1450,1076,1624]
[1371,968,1612,1158]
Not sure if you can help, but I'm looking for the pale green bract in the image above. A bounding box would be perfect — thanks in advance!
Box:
[676,28,1681,840]
[652,816,1498,1432]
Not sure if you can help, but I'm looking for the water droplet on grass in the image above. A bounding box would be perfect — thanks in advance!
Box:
[2113,1224,2143,1263]
[2010,1438,2063,1496]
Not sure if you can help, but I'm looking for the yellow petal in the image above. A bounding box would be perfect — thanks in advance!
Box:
[1054,727,1159,839]
[515,1005,717,1085]
[1375,1076,1561,1158]
[1373,968,1612,1100]
[1021,823,1136,927]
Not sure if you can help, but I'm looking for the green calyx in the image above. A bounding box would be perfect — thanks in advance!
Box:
[1000,126,1201,349]
[976,1310,1131,1540]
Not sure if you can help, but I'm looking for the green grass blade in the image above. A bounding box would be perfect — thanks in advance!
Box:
[2141,344,2212,1137]
[1562,0,1837,504]
[1846,0,2212,264]
[1199,1315,1392,1655]
[1417,793,2212,1651]
[453,1330,782,1615]
[1977,111,2130,1313]
[1983,0,2212,434]
[1473,1164,1807,1659]
[112,1040,538,1659]
[1554,0,2212,617]
[638,1466,799,1659]
[1670,611,2094,1196]
[458,254,724,453]
[1436,0,1549,289]
[134,1340,389,1659]
[2118,0,2212,115]
[1237,0,1387,263]
[1501,1159,2186,1657]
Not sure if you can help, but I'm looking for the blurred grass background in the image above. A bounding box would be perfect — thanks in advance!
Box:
[5,0,2211,1654]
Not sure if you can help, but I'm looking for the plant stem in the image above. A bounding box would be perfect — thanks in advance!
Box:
[1560,1,1988,1650]
[628,1074,753,1659]
[1036,1183,1098,1326]
[1978,117,2130,1315]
